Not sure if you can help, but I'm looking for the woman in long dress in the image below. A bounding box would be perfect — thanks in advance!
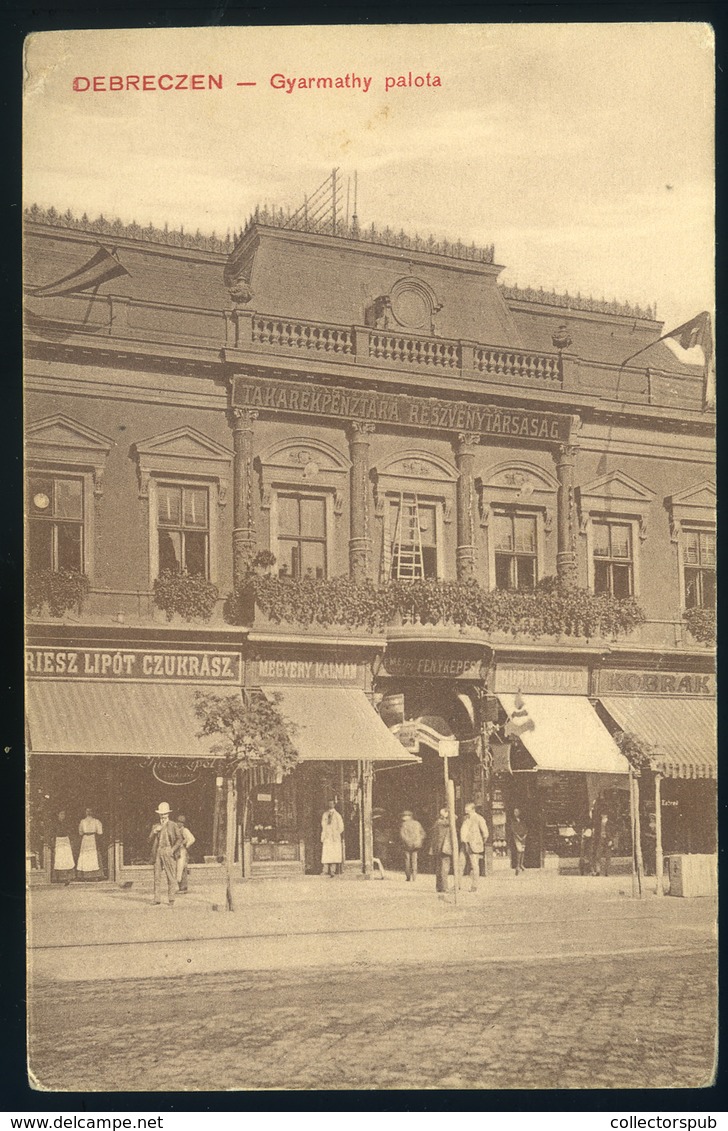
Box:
[320,800,344,877]
[77,808,104,880]
[51,809,76,884]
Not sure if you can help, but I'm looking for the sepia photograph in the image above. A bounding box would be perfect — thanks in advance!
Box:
[22,23,716,1092]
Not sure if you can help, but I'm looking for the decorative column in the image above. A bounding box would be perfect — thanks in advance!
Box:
[347,422,375,581]
[229,407,258,588]
[455,432,479,581]
[554,442,579,589]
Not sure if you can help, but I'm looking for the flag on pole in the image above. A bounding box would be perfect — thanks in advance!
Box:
[623,311,715,410]
[504,691,536,738]
[661,311,714,410]
[26,246,130,298]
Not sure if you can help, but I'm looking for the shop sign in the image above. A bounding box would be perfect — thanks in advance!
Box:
[380,655,484,679]
[394,723,420,752]
[494,665,589,695]
[596,669,715,696]
[232,376,571,443]
[151,759,204,785]
[25,647,241,683]
[252,658,361,684]
[439,738,460,759]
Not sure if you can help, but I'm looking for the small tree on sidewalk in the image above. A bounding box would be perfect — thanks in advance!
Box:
[195,690,300,910]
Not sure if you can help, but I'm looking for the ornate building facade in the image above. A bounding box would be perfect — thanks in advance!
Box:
[24,202,715,882]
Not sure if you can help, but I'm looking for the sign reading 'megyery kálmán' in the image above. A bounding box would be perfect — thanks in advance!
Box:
[25,647,241,682]
[232,376,571,442]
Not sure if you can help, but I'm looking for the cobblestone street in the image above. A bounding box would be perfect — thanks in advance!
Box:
[30,945,716,1091]
[27,874,717,1092]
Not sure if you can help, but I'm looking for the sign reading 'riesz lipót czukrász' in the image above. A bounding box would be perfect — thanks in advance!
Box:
[232,376,571,442]
[25,647,241,682]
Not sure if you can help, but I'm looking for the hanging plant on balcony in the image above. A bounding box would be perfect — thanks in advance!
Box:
[153,569,219,622]
[26,568,90,617]
[230,563,646,638]
[682,606,716,645]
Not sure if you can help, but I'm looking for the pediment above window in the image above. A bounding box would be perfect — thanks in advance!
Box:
[133,427,232,503]
[374,450,458,484]
[479,460,558,498]
[578,470,655,513]
[666,480,716,540]
[476,461,557,533]
[256,437,350,512]
[26,414,113,496]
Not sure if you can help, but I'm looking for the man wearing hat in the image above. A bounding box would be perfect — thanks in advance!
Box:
[148,802,184,905]
[398,810,425,882]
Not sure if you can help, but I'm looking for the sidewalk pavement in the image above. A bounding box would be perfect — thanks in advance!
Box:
[28,865,717,984]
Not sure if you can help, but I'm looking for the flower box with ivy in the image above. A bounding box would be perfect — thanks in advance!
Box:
[683,606,716,645]
[153,570,219,622]
[26,568,90,618]
[229,564,646,640]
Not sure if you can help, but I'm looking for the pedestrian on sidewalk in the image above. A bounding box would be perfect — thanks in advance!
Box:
[460,803,489,892]
[429,808,453,893]
[399,810,425,882]
[76,808,104,881]
[176,814,196,894]
[579,823,594,876]
[595,813,613,877]
[511,809,528,875]
[51,809,76,885]
[320,800,344,877]
[149,802,184,905]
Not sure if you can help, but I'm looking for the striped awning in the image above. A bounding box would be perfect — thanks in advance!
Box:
[25,680,222,759]
[598,697,716,780]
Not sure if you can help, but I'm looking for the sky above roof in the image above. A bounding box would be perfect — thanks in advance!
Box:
[23,23,714,331]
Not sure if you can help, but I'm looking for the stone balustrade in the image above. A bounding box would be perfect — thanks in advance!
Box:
[252,317,354,355]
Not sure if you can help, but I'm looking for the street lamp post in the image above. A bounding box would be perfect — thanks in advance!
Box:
[440,738,460,904]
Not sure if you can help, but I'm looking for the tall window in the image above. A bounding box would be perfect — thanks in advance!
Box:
[389,499,438,580]
[493,512,537,591]
[683,529,716,609]
[27,474,84,571]
[278,494,327,579]
[157,484,209,576]
[593,520,633,598]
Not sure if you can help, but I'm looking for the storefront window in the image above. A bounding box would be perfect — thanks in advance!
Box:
[27,474,84,572]
[250,778,300,861]
[683,528,716,609]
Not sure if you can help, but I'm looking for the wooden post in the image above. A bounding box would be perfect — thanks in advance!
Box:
[629,765,638,899]
[223,773,237,911]
[443,756,459,904]
[654,771,664,897]
[361,760,374,877]
[633,773,645,898]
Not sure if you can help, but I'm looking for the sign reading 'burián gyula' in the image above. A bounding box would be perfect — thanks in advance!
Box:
[232,376,572,442]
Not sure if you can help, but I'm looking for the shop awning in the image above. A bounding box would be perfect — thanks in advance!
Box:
[25,681,222,759]
[497,694,629,774]
[261,687,421,763]
[598,697,716,780]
